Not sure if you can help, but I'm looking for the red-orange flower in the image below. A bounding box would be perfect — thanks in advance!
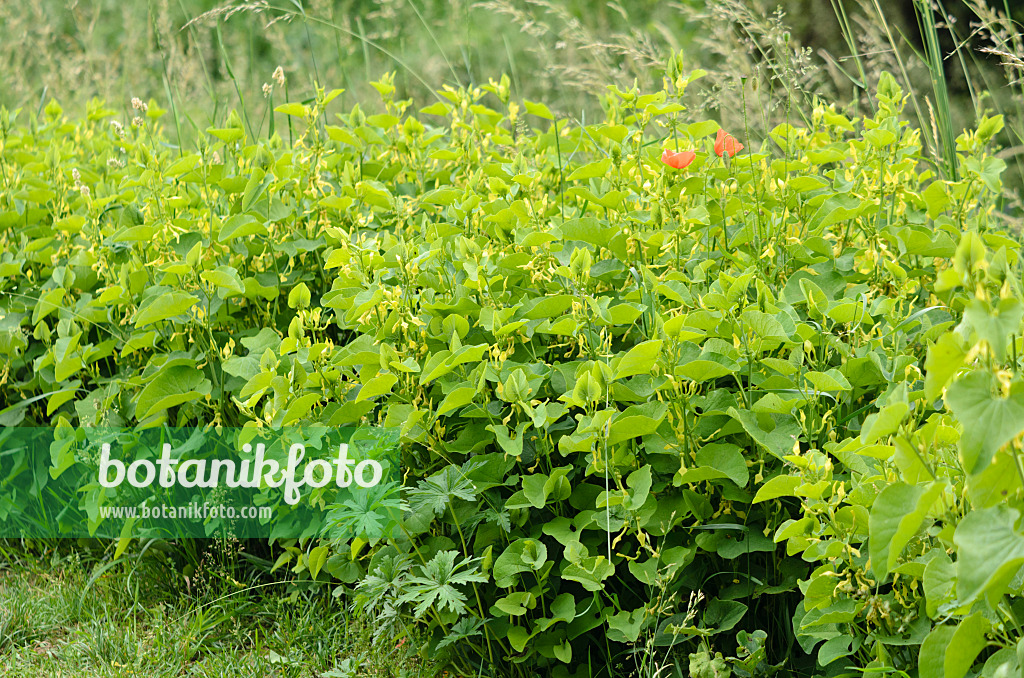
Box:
[661,149,696,169]
[714,128,743,158]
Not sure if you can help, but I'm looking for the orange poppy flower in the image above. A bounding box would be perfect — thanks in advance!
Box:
[661,149,696,169]
[714,128,743,158]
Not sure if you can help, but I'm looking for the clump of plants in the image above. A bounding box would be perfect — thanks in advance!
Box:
[0,55,1021,678]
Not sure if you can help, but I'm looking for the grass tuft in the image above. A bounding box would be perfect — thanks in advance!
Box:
[0,541,431,677]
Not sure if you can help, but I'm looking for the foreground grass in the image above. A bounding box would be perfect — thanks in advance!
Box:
[0,544,427,678]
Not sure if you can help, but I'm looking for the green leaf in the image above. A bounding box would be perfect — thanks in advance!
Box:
[968,447,1024,508]
[133,292,199,328]
[356,373,398,402]
[31,288,65,327]
[567,159,613,181]
[112,224,160,243]
[201,265,245,296]
[326,125,362,146]
[523,100,554,120]
[753,474,801,503]
[494,539,548,588]
[244,276,279,301]
[955,505,1024,604]
[275,102,309,118]
[964,297,1023,362]
[864,128,897,148]
[965,155,1007,193]
[804,369,852,393]
[489,422,529,458]
[492,592,534,616]
[559,217,616,248]
[607,608,646,643]
[522,473,551,509]
[818,637,854,666]
[136,364,210,420]
[729,408,801,460]
[280,393,320,425]
[695,443,748,487]
[288,282,311,309]
[920,625,957,678]
[613,340,662,380]
[419,101,452,117]
[787,176,828,192]
[366,113,400,128]
[507,625,534,652]
[976,114,1004,142]
[703,599,746,634]
[218,214,269,241]
[799,278,828,320]
[924,332,968,401]
[164,154,199,177]
[207,127,244,143]
[241,169,272,213]
[687,120,719,138]
[624,465,653,510]
[742,309,791,346]
[421,187,463,206]
[55,215,86,233]
[520,295,574,320]
[859,402,909,445]
[945,612,990,678]
[922,180,951,220]
[436,386,476,417]
[561,555,614,591]
[809,193,865,231]
[307,545,329,579]
[608,401,668,445]
[675,357,736,382]
[945,370,1024,476]
[923,551,955,617]
[868,481,943,581]
[596,124,628,142]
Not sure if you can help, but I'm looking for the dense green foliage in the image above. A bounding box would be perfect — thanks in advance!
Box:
[0,542,427,676]
[1,62,1023,678]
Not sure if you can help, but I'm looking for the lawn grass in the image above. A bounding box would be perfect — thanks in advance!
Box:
[0,542,430,677]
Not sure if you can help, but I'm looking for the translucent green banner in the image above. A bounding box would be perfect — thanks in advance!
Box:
[0,426,401,539]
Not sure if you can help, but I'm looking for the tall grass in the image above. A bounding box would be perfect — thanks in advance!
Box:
[914,0,959,180]
[669,0,1024,209]
[7,0,1019,207]
[0,540,428,676]
[0,0,700,145]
